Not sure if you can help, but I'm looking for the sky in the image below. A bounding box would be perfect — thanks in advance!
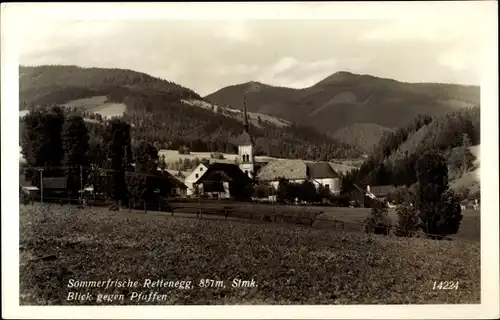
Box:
[10,2,496,96]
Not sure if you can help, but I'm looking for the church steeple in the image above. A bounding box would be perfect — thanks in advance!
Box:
[238,93,255,178]
[243,94,249,133]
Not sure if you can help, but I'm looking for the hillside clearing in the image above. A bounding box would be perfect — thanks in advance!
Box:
[450,145,480,194]
[62,96,126,119]
[181,99,290,128]
[20,204,480,305]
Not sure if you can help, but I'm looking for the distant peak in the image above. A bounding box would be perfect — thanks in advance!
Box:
[244,81,266,93]
[333,71,356,76]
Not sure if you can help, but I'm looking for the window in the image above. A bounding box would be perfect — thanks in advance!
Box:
[195,174,199,179]
[200,167,203,171]
[325,184,330,190]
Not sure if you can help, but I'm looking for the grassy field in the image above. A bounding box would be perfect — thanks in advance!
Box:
[62,96,126,119]
[450,145,480,195]
[20,203,480,305]
[180,99,291,128]
[169,200,480,242]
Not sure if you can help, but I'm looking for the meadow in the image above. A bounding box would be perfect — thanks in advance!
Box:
[168,200,480,242]
[62,96,126,119]
[19,203,480,305]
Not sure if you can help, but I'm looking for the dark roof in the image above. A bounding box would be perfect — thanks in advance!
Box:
[306,162,340,179]
[195,163,253,184]
[369,185,396,197]
[42,177,67,189]
[235,130,254,146]
[159,170,188,189]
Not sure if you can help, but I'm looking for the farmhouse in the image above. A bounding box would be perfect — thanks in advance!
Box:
[256,159,342,194]
[183,163,209,196]
[159,170,188,197]
[366,185,396,201]
[42,176,68,200]
[350,184,396,207]
[193,163,253,200]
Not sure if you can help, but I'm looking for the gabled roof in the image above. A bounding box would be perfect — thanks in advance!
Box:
[256,159,307,181]
[195,163,253,184]
[160,170,188,189]
[369,185,396,197]
[306,162,340,179]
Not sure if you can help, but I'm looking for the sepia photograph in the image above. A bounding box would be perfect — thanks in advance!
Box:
[2,1,499,319]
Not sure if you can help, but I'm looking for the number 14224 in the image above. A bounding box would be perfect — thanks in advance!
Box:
[433,281,459,290]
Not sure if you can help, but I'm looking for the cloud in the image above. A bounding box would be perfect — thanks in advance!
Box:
[15,17,486,95]
[438,50,468,72]
[213,20,258,44]
[255,57,339,89]
[210,64,260,76]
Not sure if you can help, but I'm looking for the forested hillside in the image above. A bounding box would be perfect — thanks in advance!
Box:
[343,108,480,194]
[206,71,480,151]
[333,123,394,153]
[19,65,361,161]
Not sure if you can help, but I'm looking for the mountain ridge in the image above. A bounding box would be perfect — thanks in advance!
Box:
[19,64,362,161]
[205,71,480,145]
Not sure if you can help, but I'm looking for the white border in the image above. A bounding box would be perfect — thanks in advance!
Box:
[2,2,499,319]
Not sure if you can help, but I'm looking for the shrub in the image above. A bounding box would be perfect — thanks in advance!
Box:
[416,152,463,239]
[253,184,273,199]
[277,178,299,203]
[394,202,420,237]
[387,185,413,205]
[210,152,225,159]
[364,200,391,236]
[455,186,470,201]
[430,190,463,239]
[298,180,320,204]
[178,145,190,155]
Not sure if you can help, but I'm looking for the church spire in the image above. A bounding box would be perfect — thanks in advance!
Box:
[243,94,249,133]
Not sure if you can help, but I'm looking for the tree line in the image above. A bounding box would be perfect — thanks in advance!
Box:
[20,65,362,162]
[20,106,173,210]
[342,108,479,191]
[364,152,463,240]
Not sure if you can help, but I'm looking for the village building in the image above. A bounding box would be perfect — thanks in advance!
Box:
[193,163,253,200]
[183,163,209,196]
[183,95,264,199]
[159,169,188,197]
[351,184,397,207]
[235,95,255,179]
[256,159,342,195]
[42,176,68,200]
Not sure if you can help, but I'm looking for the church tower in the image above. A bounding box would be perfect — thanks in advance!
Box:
[238,94,255,178]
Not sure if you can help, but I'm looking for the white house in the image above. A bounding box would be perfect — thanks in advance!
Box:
[184,163,209,196]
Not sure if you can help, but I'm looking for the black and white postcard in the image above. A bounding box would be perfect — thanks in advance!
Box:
[2,1,499,319]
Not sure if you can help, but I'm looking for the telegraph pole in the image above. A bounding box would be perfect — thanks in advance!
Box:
[80,165,84,207]
[39,168,44,204]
